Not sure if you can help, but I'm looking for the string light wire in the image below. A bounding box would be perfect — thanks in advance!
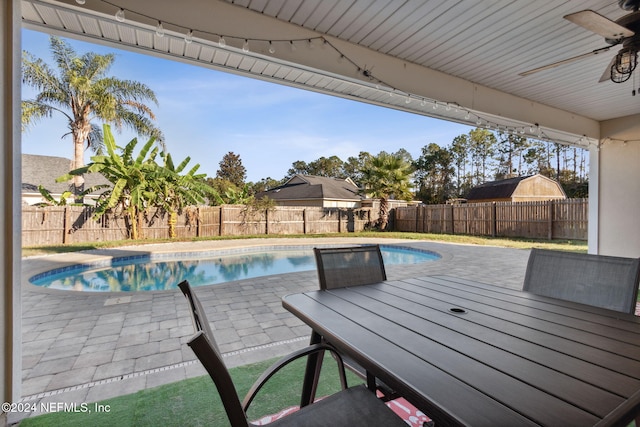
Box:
[80,0,593,148]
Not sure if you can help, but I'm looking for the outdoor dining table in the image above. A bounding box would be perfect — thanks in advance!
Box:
[282,275,640,427]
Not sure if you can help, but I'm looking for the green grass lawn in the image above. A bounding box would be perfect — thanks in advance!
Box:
[22,231,588,257]
[19,354,362,427]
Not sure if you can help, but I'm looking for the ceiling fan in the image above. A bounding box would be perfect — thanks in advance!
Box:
[520,0,640,84]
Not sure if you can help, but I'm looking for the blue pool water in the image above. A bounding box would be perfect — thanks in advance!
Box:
[30,245,440,292]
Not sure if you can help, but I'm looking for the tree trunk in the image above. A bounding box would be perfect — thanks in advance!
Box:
[72,123,89,203]
[168,211,177,238]
[378,198,389,230]
[128,207,139,240]
[556,144,561,180]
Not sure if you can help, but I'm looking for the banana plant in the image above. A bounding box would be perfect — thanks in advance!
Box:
[59,124,217,239]
[58,124,160,239]
[36,185,73,206]
[36,184,108,207]
[149,151,217,237]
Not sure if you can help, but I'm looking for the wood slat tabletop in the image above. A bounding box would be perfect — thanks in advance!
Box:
[282,275,640,427]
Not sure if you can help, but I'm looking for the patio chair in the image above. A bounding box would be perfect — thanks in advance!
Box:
[523,249,640,314]
[314,245,387,290]
[178,280,407,427]
[313,245,397,393]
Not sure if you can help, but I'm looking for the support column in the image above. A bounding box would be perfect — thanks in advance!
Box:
[1,0,22,422]
[588,142,600,255]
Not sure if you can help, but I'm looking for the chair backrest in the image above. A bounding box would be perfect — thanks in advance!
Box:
[178,280,249,427]
[314,245,387,290]
[523,249,640,314]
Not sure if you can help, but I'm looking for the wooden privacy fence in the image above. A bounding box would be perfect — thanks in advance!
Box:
[21,205,375,246]
[395,199,588,240]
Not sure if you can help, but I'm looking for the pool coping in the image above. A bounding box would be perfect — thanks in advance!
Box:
[21,237,454,296]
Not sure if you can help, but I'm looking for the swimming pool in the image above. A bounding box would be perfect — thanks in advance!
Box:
[29,245,440,292]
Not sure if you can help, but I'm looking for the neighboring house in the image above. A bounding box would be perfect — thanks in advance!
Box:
[466,174,566,203]
[257,174,364,208]
[22,154,110,205]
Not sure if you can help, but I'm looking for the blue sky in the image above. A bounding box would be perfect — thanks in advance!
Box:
[21,28,475,183]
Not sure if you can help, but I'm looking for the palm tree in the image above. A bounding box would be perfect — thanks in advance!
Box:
[21,36,163,202]
[360,152,413,230]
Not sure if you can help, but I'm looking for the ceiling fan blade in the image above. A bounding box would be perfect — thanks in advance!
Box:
[564,10,634,40]
[598,56,616,82]
[519,46,612,76]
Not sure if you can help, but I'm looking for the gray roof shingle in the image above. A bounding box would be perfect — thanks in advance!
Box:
[22,154,110,195]
[466,176,530,200]
[258,175,362,201]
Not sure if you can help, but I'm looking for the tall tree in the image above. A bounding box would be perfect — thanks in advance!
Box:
[495,132,528,179]
[360,152,413,230]
[343,151,373,184]
[393,148,414,165]
[286,156,346,178]
[450,134,470,196]
[468,128,497,184]
[216,151,246,188]
[522,140,549,175]
[22,36,163,201]
[287,160,311,178]
[308,155,346,177]
[413,143,454,204]
[552,142,570,180]
[247,177,285,194]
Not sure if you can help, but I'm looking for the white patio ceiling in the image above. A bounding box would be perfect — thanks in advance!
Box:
[21,0,640,147]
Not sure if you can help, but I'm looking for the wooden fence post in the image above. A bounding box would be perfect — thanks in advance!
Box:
[196,207,201,238]
[450,204,455,234]
[491,202,497,237]
[303,209,307,234]
[547,200,554,240]
[337,209,342,233]
[219,206,224,236]
[425,206,430,233]
[62,207,69,244]
[424,206,429,233]
[265,208,269,235]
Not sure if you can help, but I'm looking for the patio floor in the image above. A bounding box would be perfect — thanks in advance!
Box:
[13,238,531,424]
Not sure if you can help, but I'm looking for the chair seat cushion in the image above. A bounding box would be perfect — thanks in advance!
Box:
[253,395,431,426]
[385,396,432,426]
[265,385,408,427]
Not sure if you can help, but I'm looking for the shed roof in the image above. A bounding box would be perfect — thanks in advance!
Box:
[22,154,110,195]
[466,176,531,201]
[259,175,362,201]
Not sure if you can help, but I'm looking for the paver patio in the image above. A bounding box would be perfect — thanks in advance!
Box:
[12,238,531,424]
